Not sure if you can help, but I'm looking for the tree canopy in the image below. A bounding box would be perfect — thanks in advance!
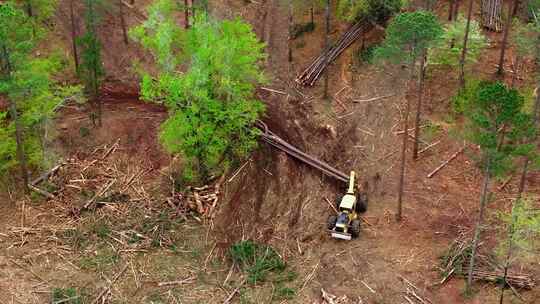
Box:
[430,15,488,67]
[0,2,81,174]
[374,11,443,65]
[462,81,536,174]
[131,3,266,182]
[337,0,402,23]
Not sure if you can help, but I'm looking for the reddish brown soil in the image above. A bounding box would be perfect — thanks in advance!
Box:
[0,1,539,304]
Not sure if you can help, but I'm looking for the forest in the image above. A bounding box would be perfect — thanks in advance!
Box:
[0,0,539,303]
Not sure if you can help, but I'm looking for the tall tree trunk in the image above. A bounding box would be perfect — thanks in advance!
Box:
[497,0,515,75]
[25,1,33,17]
[323,0,330,99]
[288,0,293,63]
[517,86,540,197]
[9,100,30,194]
[310,6,314,24]
[448,0,455,20]
[459,0,475,88]
[466,156,492,293]
[118,0,129,45]
[70,0,80,74]
[453,0,461,20]
[184,0,190,29]
[397,59,417,221]
[413,51,427,159]
[1,45,30,194]
[499,201,518,304]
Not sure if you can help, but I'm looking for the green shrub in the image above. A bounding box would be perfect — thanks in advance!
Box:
[229,240,286,284]
[51,287,82,304]
[291,22,315,39]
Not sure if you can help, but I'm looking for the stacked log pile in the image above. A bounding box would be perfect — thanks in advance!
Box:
[481,0,503,32]
[296,20,371,87]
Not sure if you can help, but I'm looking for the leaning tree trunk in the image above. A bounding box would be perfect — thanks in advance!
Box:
[466,156,492,293]
[497,0,515,75]
[397,59,417,221]
[288,0,293,63]
[481,0,503,32]
[70,0,80,74]
[412,51,427,160]
[323,0,330,99]
[448,0,455,21]
[118,0,129,45]
[184,0,190,29]
[499,201,518,304]
[459,0,475,87]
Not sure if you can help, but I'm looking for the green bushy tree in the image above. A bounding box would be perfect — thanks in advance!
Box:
[131,1,266,183]
[0,2,82,190]
[430,15,488,68]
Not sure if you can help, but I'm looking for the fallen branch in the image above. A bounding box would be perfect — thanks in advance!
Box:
[91,264,128,304]
[31,162,64,186]
[158,276,195,287]
[353,94,395,103]
[418,140,441,155]
[223,278,246,304]
[321,288,336,304]
[324,197,338,214]
[260,87,286,95]
[28,184,55,199]
[427,146,465,178]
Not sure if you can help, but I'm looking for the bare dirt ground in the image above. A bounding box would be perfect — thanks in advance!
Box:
[0,1,539,303]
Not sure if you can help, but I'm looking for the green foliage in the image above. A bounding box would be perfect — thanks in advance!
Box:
[274,285,296,300]
[462,81,537,176]
[356,44,378,64]
[291,22,315,39]
[132,4,266,182]
[230,240,286,284]
[452,77,482,114]
[374,11,443,66]
[512,20,539,60]
[337,0,402,23]
[129,0,182,73]
[79,0,104,97]
[497,198,540,262]
[0,3,81,175]
[430,15,488,67]
[51,287,82,304]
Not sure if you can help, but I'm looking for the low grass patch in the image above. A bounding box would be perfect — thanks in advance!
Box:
[229,240,286,284]
[51,287,83,304]
[79,247,119,271]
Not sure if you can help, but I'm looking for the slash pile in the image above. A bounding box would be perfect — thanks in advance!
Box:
[296,20,371,87]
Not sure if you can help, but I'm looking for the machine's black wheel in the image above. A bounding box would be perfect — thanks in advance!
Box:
[350,219,361,238]
[327,215,337,230]
[356,192,368,213]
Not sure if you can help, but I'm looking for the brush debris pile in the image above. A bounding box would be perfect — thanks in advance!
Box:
[441,237,535,289]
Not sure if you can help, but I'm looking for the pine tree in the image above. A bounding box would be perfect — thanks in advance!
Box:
[79,0,104,127]
[374,11,443,220]
[461,82,536,293]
